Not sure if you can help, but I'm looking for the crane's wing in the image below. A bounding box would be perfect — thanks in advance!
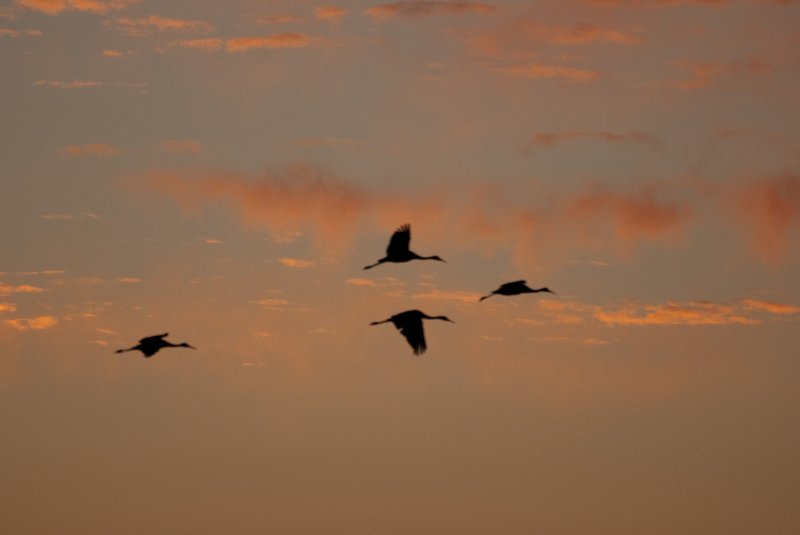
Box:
[397,317,426,356]
[386,224,411,256]
[139,332,168,344]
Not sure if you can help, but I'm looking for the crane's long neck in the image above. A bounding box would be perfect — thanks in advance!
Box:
[115,345,139,354]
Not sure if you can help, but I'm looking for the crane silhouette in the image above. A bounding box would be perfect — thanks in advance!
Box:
[479,280,555,302]
[115,333,195,358]
[370,309,454,356]
[363,224,445,270]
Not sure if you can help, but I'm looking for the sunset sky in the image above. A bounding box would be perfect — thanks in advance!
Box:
[2,0,799,533]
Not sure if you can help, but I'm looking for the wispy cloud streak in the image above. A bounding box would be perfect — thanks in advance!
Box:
[60,143,121,157]
[16,0,138,16]
[526,131,661,151]
[364,1,497,22]
[105,15,214,36]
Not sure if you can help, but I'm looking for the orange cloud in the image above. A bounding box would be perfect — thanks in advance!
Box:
[4,315,59,331]
[735,175,800,261]
[161,139,205,153]
[0,283,46,296]
[106,15,214,36]
[169,38,223,51]
[364,1,497,22]
[741,299,800,315]
[60,143,121,157]
[495,63,601,82]
[594,301,757,326]
[672,58,769,90]
[15,0,137,15]
[519,297,798,327]
[0,303,17,313]
[314,6,348,23]
[279,258,315,269]
[226,33,312,52]
[527,130,661,151]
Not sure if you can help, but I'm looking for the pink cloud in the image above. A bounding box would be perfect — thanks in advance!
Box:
[567,187,691,244]
[495,63,601,82]
[364,1,497,22]
[736,175,800,261]
[226,33,313,52]
[139,164,800,266]
[60,143,121,158]
[138,165,378,252]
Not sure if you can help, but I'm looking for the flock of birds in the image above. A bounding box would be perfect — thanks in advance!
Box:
[116,224,555,358]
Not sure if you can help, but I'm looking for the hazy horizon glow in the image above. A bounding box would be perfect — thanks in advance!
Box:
[2,1,799,533]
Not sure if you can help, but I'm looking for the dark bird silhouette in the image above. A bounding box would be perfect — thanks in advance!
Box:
[363,224,445,270]
[370,309,454,355]
[479,280,555,302]
[115,333,195,358]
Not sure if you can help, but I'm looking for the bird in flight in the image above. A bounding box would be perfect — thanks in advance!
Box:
[115,333,196,358]
[363,224,445,270]
[370,309,454,356]
[479,280,555,302]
